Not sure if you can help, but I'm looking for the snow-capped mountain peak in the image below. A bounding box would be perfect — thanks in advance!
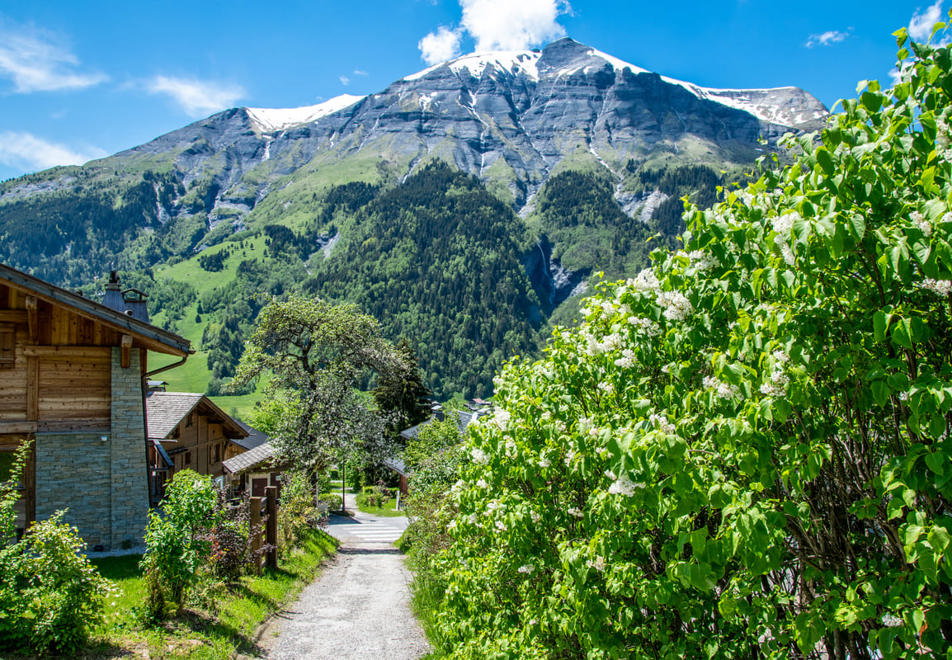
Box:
[245,94,365,133]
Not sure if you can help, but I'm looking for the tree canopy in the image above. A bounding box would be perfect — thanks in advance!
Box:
[234,296,406,471]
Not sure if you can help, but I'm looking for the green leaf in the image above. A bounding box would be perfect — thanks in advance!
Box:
[816,148,835,176]
[891,318,913,349]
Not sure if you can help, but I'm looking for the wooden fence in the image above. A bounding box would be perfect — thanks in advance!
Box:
[248,485,278,573]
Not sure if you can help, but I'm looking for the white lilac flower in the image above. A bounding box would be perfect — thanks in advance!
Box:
[471,448,489,464]
[760,350,791,397]
[541,411,551,421]
[487,500,500,512]
[757,629,775,644]
[517,564,535,574]
[564,448,577,466]
[911,210,932,236]
[568,507,584,518]
[466,513,478,524]
[614,349,636,368]
[447,519,458,530]
[608,474,641,496]
[495,520,507,531]
[530,510,541,523]
[492,408,512,430]
[920,278,952,296]
[648,413,676,435]
[881,613,902,628]
[587,556,607,571]
[538,457,551,468]
[686,249,716,271]
[780,243,795,266]
[604,469,617,480]
[940,212,952,224]
[578,417,593,433]
[703,375,740,400]
[476,478,489,489]
[772,211,799,235]
[597,381,614,395]
[596,446,610,458]
[657,291,694,321]
[628,317,661,337]
[630,268,661,293]
[735,190,755,206]
[505,438,517,457]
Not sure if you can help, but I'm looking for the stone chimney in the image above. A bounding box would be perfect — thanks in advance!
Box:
[122,288,150,324]
[101,271,150,324]
[102,270,124,312]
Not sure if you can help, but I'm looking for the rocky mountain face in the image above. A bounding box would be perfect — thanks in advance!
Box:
[0,38,828,397]
[0,38,827,281]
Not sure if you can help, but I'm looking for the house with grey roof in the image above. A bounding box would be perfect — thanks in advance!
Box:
[146,391,248,502]
[221,423,286,497]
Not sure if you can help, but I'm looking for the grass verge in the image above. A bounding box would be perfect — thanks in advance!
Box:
[87,528,337,658]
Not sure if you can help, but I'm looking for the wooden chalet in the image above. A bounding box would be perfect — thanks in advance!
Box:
[146,392,248,501]
[0,264,191,550]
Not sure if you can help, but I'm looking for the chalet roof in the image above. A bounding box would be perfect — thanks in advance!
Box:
[0,262,191,356]
[222,441,275,474]
[146,392,249,441]
[231,421,269,451]
[399,409,482,442]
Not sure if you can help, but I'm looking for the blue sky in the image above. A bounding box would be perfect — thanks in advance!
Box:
[0,0,943,181]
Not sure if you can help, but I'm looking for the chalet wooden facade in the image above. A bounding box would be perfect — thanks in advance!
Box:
[0,264,190,550]
[146,392,248,501]
[220,418,288,498]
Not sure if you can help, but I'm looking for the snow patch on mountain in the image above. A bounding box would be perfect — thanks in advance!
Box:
[406,51,542,81]
[403,41,825,129]
[246,94,364,133]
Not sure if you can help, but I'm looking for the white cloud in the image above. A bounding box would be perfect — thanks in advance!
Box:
[460,0,569,51]
[339,75,351,86]
[419,26,462,65]
[353,69,368,77]
[417,0,569,64]
[909,1,944,41]
[805,29,851,48]
[146,75,245,117]
[0,20,106,93]
[0,131,106,172]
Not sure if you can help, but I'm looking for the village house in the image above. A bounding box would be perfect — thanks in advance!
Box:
[222,423,286,497]
[0,265,191,550]
[146,391,249,502]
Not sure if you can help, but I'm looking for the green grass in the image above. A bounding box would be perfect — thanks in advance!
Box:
[87,528,337,658]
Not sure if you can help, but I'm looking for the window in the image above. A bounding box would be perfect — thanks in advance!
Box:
[184,451,191,465]
[0,325,14,369]
[185,413,193,428]
[213,443,220,463]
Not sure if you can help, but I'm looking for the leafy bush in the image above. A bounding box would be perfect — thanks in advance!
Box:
[356,485,393,509]
[319,493,343,513]
[278,471,320,553]
[141,470,219,618]
[426,26,952,659]
[0,441,110,654]
[210,492,254,579]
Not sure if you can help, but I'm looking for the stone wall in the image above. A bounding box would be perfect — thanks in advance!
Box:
[33,348,149,550]
[34,431,112,549]
[109,347,149,549]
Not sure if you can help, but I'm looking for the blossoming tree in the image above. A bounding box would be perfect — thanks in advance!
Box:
[427,23,952,659]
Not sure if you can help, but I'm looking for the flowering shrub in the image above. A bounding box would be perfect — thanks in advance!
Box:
[0,441,109,654]
[430,26,952,659]
[141,469,219,618]
[278,470,320,553]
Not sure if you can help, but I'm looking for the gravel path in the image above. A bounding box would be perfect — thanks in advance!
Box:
[260,493,431,660]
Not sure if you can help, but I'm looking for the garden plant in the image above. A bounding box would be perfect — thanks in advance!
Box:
[422,23,952,659]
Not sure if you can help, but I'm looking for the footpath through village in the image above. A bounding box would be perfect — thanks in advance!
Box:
[259,491,431,660]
